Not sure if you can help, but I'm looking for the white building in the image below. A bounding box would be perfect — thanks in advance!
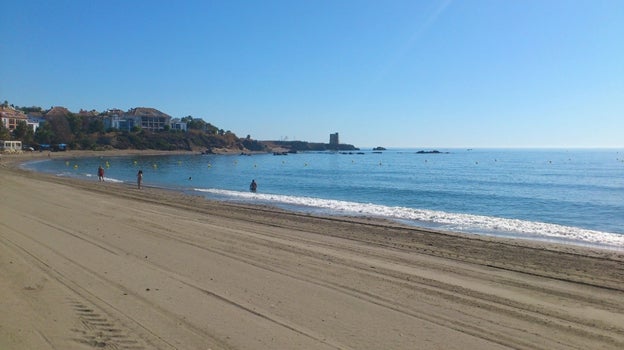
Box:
[0,106,28,131]
[0,140,23,153]
[170,118,188,131]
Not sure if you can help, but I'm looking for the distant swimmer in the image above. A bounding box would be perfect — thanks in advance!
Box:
[249,179,257,193]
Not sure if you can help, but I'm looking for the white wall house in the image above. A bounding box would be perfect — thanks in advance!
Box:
[170,118,188,131]
[0,140,23,153]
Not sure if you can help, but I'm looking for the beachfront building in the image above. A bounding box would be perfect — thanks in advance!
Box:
[0,105,28,131]
[104,114,137,132]
[26,117,41,133]
[0,140,23,153]
[107,115,137,132]
[170,118,188,131]
[125,107,171,132]
[101,109,128,131]
[101,107,171,132]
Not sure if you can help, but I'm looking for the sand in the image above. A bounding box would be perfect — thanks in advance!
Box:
[1,151,623,349]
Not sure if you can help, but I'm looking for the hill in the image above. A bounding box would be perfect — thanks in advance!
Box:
[1,102,357,153]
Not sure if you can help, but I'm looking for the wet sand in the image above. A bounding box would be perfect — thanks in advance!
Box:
[1,151,623,349]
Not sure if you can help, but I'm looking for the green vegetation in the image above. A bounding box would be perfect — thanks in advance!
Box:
[2,103,265,152]
[2,101,358,152]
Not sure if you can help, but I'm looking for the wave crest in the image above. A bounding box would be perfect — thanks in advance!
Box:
[194,188,624,249]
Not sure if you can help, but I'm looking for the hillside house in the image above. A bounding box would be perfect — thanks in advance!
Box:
[170,118,188,131]
[0,106,28,131]
[125,107,171,132]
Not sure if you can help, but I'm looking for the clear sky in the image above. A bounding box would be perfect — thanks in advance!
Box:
[1,0,622,148]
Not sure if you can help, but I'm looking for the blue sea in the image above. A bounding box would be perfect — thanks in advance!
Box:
[23,149,624,250]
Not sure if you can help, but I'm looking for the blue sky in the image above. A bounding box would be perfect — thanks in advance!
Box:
[1,0,622,148]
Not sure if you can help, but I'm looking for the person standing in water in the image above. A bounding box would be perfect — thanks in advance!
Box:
[137,170,143,189]
[98,165,105,182]
[249,179,257,192]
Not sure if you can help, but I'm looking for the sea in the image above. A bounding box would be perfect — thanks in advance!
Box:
[22,148,624,250]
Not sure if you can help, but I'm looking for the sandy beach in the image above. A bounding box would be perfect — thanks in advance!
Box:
[1,151,623,349]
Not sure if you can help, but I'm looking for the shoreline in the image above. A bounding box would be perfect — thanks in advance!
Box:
[2,149,623,270]
[1,150,624,349]
[8,149,623,252]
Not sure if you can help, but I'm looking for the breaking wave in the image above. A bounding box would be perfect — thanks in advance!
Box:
[194,188,624,249]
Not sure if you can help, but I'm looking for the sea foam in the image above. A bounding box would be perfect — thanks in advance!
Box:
[194,188,624,249]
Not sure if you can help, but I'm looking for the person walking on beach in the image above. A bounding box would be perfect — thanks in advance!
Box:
[98,166,105,182]
[249,179,257,193]
[137,170,143,189]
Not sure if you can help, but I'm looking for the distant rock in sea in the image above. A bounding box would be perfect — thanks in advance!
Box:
[416,150,449,154]
[373,147,386,151]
